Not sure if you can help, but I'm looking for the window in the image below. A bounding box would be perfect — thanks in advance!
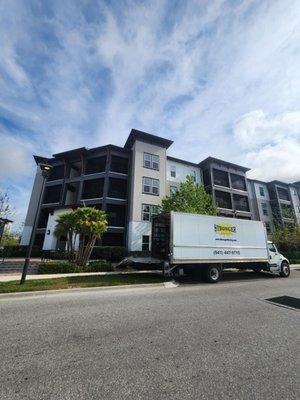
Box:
[143,153,159,170]
[233,194,250,212]
[277,187,289,201]
[230,173,246,191]
[170,186,177,195]
[142,204,159,221]
[268,242,276,253]
[259,186,265,196]
[190,170,196,182]
[143,177,160,195]
[214,190,232,209]
[261,202,268,216]
[142,235,150,251]
[265,222,271,234]
[213,169,229,188]
[170,165,176,178]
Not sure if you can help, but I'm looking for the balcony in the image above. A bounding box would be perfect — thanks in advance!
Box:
[43,185,62,204]
[82,179,104,200]
[85,156,106,175]
[47,165,64,181]
[65,182,79,206]
[215,190,232,209]
[233,194,250,212]
[108,178,127,200]
[110,155,128,174]
[213,169,230,188]
[106,204,126,227]
[231,173,246,191]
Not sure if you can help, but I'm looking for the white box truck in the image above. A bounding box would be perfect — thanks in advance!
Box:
[151,212,290,283]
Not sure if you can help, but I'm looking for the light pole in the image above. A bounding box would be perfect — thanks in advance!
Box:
[20,163,53,284]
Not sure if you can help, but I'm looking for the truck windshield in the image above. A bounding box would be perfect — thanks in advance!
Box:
[268,243,276,253]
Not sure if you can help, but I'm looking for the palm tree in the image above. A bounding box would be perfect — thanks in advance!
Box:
[54,212,78,262]
[54,207,108,267]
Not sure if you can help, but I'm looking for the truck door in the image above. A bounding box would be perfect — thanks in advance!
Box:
[268,242,281,268]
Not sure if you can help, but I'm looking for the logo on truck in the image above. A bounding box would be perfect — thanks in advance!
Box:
[214,223,236,237]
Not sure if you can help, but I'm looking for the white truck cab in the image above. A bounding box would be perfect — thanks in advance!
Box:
[267,241,290,277]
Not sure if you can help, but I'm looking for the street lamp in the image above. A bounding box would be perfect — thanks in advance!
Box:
[20,163,53,284]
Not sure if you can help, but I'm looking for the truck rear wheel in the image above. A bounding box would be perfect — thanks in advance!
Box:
[205,265,222,283]
[279,261,290,278]
[252,266,262,273]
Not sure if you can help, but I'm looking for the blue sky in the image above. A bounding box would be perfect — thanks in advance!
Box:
[1,0,300,229]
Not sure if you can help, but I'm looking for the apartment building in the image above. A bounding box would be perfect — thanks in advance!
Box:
[21,129,300,252]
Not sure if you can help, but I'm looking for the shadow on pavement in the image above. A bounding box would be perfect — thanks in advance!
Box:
[174,270,279,285]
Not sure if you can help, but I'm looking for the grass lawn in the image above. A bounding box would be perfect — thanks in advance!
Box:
[0,273,170,294]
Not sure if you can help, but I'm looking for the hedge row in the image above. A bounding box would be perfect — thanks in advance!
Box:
[1,246,127,262]
[282,250,300,264]
[38,260,113,274]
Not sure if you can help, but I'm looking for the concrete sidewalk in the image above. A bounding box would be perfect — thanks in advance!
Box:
[0,265,299,282]
[0,270,160,282]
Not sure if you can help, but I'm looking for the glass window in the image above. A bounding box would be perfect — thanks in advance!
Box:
[143,177,160,196]
[170,186,177,195]
[233,194,250,212]
[261,202,268,216]
[268,242,276,252]
[214,190,232,209]
[277,187,289,201]
[142,235,150,251]
[230,173,246,191]
[142,204,159,221]
[190,170,196,182]
[259,186,265,196]
[213,169,229,187]
[143,153,159,170]
[170,165,176,178]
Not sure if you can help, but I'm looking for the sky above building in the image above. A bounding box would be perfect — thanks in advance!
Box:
[0,0,300,228]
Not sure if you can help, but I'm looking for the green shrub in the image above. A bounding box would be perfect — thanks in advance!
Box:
[86,261,113,272]
[282,250,300,264]
[90,246,127,262]
[38,261,77,274]
[3,245,41,258]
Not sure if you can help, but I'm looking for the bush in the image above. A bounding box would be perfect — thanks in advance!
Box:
[86,261,113,272]
[90,246,127,262]
[3,245,127,262]
[2,245,41,258]
[281,250,300,264]
[38,261,77,274]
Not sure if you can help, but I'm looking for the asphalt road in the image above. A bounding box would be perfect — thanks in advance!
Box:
[0,270,299,400]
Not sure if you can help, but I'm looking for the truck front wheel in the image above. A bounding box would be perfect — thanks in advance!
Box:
[205,265,222,283]
[279,261,290,278]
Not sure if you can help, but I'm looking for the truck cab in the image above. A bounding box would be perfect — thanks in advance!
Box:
[267,241,290,277]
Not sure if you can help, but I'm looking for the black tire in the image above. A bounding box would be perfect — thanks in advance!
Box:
[205,265,222,283]
[252,267,262,273]
[279,261,290,278]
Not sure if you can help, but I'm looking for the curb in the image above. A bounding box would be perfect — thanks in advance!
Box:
[0,282,167,300]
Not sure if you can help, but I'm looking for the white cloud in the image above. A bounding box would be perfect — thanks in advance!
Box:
[0,133,35,179]
[234,110,300,182]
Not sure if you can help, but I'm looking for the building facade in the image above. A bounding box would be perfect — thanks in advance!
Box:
[21,129,300,252]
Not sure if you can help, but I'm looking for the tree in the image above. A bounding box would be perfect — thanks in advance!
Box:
[0,190,14,219]
[161,176,218,215]
[272,224,300,252]
[54,207,108,267]
[54,212,78,262]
